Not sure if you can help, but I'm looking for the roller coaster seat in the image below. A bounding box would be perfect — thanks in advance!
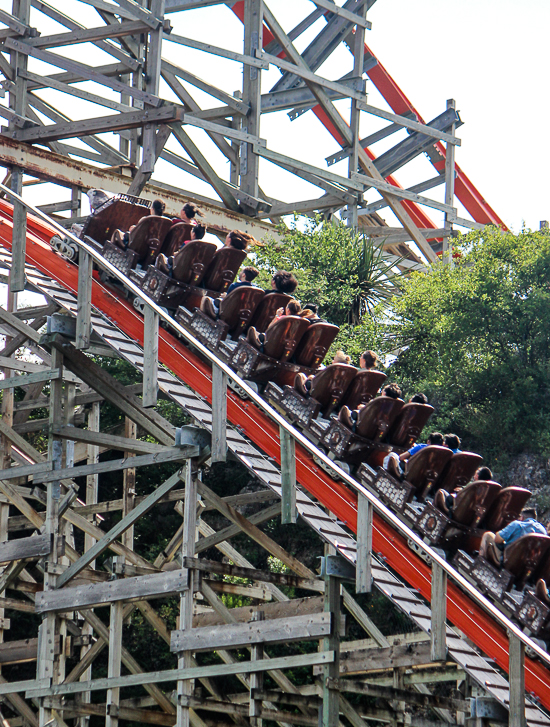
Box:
[435,451,484,494]
[339,369,387,411]
[83,195,150,245]
[161,222,194,258]
[171,240,217,285]
[247,293,293,333]
[219,287,266,335]
[202,247,247,293]
[404,445,453,500]
[292,323,340,369]
[355,395,404,442]
[385,402,434,449]
[481,486,532,533]
[304,364,357,418]
[126,215,172,264]
[448,479,502,528]
[503,534,550,589]
[261,316,311,363]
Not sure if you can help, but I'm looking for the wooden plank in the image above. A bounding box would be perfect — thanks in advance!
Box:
[52,425,168,454]
[211,364,227,463]
[142,306,159,408]
[193,595,324,628]
[181,556,323,593]
[280,426,296,524]
[27,651,335,698]
[76,250,92,349]
[171,612,332,653]
[328,678,470,711]
[0,635,60,665]
[36,568,189,612]
[0,307,41,342]
[56,470,187,587]
[0,368,61,391]
[431,562,447,661]
[0,533,51,563]
[329,641,437,675]
[509,633,526,727]
[356,492,372,593]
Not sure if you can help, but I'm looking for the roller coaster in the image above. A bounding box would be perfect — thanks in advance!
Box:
[0,2,543,725]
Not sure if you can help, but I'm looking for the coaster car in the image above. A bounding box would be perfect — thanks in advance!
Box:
[247,293,293,333]
[413,479,501,552]
[82,193,150,250]
[160,222,194,257]
[317,396,405,467]
[385,402,434,449]
[359,445,452,512]
[339,370,387,411]
[228,315,316,386]
[177,287,267,349]
[266,363,356,428]
[433,452,484,496]
[137,241,217,309]
[103,215,172,274]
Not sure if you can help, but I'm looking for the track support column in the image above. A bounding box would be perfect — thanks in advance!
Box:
[356,492,372,593]
[280,426,296,524]
[322,570,340,727]
[241,0,263,214]
[508,632,526,727]
[211,364,227,463]
[430,561,447,661]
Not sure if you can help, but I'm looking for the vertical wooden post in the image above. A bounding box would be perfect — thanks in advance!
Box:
[443,98,457,266]
[122,418,137,550]
[211,364,227,463]
[177,460,197,727]
[76,250,92,350]
[508,632,526,727]
[356,492,372,593]
[430,562,447,661]
[241,0,262,214]
[142,305,159,408]
[322,574,340,727]
[38,345,64,726]
[106,596,124,727]
[347,1,367,228]
[79,400,99,726]
[279,426,296,524]
[249,610,264,726]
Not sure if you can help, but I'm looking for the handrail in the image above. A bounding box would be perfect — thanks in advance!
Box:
[1,182,549,670]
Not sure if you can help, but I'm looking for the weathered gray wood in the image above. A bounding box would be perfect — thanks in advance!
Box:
[211,364,227,463]
[0,368,61,391]
[180,556,323,592]
[322,574,340,727]
[56,469,187,587]
[106,598,123,727]
[279,425,296,524]
[142,306,159,408]
[8,172,27,293]
[27,651,335,698]
[249,610,264,726]
[0,635,60,665]
[53,425,167,454]
[36,568,189,613]
[333,641,435,675]
[34,445,198,484]
[0,533,51,563]
[171,612,332,653]
[430,562,447,661]
[355,492,372,593]
[76,250,92,349]
[193,595,324,628]
[508,632,526,727]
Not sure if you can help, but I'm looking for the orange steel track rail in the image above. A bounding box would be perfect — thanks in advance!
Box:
[0,201,547,708]
[230,1,506,232]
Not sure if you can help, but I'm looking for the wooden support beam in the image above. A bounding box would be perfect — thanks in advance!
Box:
[75,250,92,350]
[325,641,439,675]
[211,364,227,463]
[279,426,296,525]
[193,595,324,629]
[328,677,470,711]
[508,632,526,727]
[195,501,281,553]
[355,492,372,594]
[430,562,447,661]
[7,105,184,143]
[171,612,332,653]
[36,568,189,612]
[56,469,188,587]
[0,368,61,391]
[52,425,168,454]
[28,19,154,48]
[0,635,60,665]
[28,651,335,699]
[0,533,51,563]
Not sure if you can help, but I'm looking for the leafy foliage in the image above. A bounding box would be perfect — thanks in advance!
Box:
[257,216,406,327]
[386,226,550,462]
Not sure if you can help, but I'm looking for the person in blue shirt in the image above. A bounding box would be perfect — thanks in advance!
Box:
[479,507,546,566]
[384,431,443,480]
[227,266,260,294]
[444,433,462,454]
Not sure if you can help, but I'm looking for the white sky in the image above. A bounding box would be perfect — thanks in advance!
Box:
[0,0,548,233]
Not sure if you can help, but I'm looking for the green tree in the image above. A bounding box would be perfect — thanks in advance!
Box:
[257,216,405,326]
[386,226,550,463]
